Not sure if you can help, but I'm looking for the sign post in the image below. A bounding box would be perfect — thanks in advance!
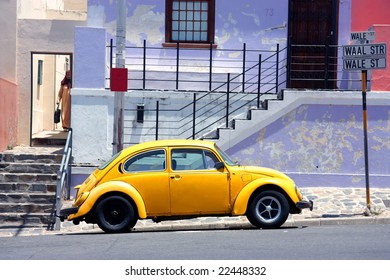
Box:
[342,32,387,211]
[361,70,370,210]
[113,0,127,155]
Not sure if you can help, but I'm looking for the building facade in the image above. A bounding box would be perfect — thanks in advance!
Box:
[1,0,389,189]
[0,0,87,151]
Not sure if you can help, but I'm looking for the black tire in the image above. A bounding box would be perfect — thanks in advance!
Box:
[95,195,138,233]
[246,190,290,229]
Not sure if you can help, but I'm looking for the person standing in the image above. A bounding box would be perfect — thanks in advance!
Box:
[56,70,71,131]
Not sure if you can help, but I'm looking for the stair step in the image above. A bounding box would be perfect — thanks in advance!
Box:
[0,193,55,204]
[0,201,56,213]
[32,137,67,146]
[0,146,64,229]
[0,212,56,226]
[0,153,63,164]
[0,182,56,193]
[0,173,57,184]
[0,162,60,174]
[0,146,64,163]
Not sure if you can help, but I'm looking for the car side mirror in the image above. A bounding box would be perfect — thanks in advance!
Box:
[214,162,225,170]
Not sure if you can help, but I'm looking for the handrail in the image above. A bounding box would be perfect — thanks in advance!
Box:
[117,41,370,146]
[54,128,73,230]
[122,44,286,144]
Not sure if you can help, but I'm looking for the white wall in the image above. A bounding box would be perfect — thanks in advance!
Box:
[16,19,86,145]
[71,88,251,165]
[0,0,17,82]
[71,88,390,167]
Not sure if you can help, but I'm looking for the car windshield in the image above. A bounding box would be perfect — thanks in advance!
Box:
[215,144,238,166]
[98,151,122,170]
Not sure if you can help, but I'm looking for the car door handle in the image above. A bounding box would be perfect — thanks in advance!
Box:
[170,174,181,180]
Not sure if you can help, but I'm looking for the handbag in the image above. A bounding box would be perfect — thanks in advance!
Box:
[54,105,61,124]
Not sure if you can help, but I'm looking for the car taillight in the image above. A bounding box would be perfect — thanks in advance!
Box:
[295,184,303,200]
[74,189,79,200]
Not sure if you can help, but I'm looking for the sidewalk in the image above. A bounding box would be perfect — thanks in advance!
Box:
[1,187,390,237]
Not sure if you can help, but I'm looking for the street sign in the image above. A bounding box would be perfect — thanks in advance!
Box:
[343,31,385,209]
[343,57,386,70]
[343,43,386,57]
[343,42,387,71]
[350,31,375,43]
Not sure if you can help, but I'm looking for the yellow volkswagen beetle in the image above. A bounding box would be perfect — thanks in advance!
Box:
[60,139,313,233]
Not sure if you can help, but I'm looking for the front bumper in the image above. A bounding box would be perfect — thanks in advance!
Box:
[296,199,314,211]
[58,207,78,221]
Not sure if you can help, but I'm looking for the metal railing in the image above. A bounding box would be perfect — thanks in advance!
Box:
[54,128,72,230]
[108,40,284,93]
[287,42,370,90]
[120,44,287,145]
[109,41,366,146]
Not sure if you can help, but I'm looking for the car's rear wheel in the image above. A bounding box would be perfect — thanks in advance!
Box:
[95,195,138,233]
[246,190,290,229]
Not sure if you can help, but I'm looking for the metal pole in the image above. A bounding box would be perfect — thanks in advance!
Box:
[143,39,146,89]
[226,73,230,128]
[361,70,371,210]
[192,93,196,139]
[242,43,246,92]
[113,0,126,155]
[275,44,279,94]
[257,54,262,108]
[110,39,113,70]
[209,41,213,91]
[286,37,292,88]
[176,42,180,90]
[324,37,330,89]
[155,101,159,140]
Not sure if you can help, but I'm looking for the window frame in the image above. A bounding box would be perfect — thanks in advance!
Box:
[171,148,220,171]
[123,149,167,173]
[164,0,216,48]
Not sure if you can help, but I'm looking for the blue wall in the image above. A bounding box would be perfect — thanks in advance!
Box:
[227,103,390,188]
[87,0,289,50]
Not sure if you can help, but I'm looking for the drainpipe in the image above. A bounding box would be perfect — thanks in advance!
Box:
[113,0,126,154]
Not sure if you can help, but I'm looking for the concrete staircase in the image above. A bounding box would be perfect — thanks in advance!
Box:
[0,146,63,230]
[202,92,284,142]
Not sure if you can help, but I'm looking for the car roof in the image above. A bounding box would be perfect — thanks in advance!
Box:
[122,139,217,154]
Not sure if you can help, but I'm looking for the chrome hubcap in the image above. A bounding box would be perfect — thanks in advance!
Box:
[256,196,281,223]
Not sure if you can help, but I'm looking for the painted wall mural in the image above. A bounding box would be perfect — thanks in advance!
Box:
[227,104,390,188]
[87,0,288,50]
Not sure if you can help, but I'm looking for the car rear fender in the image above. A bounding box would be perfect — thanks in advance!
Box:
[231,178,296,216]
[74,181,147,219]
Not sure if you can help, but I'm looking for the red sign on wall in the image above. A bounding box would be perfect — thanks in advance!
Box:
[110,68,128,91]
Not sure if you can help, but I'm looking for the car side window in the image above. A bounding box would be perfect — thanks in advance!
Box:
[204,150,219,169]
[123,149,166,172]
[171,148,218,170]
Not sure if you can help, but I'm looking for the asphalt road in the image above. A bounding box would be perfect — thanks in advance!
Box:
[0,224,389,260]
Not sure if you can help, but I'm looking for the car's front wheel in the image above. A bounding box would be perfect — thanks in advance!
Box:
[246,190,290,229]
[95,195,138,233]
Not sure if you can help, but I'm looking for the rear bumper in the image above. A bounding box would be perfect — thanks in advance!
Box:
[58,207,78,221]
[296,200,314,211]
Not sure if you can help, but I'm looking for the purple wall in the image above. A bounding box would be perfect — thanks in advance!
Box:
[227,104,390,188]
[87,0,288,50]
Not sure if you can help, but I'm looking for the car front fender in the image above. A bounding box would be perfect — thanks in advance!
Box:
[231,178,296,216]
[69,181,147,220]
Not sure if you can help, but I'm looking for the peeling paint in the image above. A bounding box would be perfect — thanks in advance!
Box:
[228,51,242,59]
[102,5,165,46]
[241,12,260,26]
[227,104,390,187]
[262,22,287,32]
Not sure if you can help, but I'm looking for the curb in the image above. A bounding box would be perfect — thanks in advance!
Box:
[58,214,390,234]
[1,214,390,237]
